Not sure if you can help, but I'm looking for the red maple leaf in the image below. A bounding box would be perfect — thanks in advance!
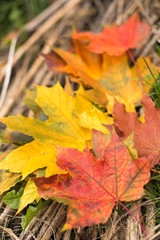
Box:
[113,94,160,167]
[73,13,151,56]
[33,130,151,229]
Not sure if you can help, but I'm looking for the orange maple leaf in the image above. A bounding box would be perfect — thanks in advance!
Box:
[44,44,157,108]
[43,15,156,109]
[33,130,151,229]
[113,94,160,167]
[73,13,151,56]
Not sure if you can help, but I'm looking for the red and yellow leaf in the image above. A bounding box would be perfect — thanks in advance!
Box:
[0,83,95,179]
[33,130,151,229]
[0,82,112,180]
[44,37,157,110]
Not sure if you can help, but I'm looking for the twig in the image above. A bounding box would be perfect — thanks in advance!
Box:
[148,231,160,240]
[139,35,158,57]
[100,0,118,25]
[120,1,137,22]
[0,0,83,117]
[0,225,20,240]
[93,0,105,16]
[0,37,17,109]
[0,0,82,84]
[25,0,68,32]
[63,229,72,240]
[145,202,156,238]
[134,0,152,24]
[116,0,125,24]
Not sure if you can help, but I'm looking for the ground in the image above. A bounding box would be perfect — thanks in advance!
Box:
[0,0,160,239]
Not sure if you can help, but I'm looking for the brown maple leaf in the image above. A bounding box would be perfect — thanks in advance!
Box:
[113,94,160,167]
[33,130,151,229]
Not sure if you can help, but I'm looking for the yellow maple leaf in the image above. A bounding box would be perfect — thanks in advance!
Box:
[35,82,91,149]
[106,93,136,114]
[75,86,113,134]
[64,78,74,97]
[0,140,66,179]
[0,83,92,179]
[16,180,39,214]
[0,171,21,195]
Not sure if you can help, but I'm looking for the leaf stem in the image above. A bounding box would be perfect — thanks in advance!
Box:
[117,200,147,238]
[127,50,144,89]
[135,202,147,238]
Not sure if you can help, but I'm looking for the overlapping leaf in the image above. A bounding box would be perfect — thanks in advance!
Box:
[17,180,40,214]
[0,140,63,179]
[73,13,151,56]
[75,86,113,133]
[0,13,157,230]
[0,171,22,194]
[0,83,112,181]
[44,34,157,110]
[0,84,88,179]
[113,94,160,167]
[33,130,151,229]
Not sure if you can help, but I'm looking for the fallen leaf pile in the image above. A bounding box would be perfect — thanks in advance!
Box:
[33,130,152,229]
[44,13,158,112]
[0,13,160,231]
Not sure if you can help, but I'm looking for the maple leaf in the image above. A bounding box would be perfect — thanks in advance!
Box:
[0,171,22,195]
[33,130,151,229]
[16,180,40,214]
[0,140,64,179]
[113,94,160,167]
[44,34,157,111]
[23,88,40,115]
[0,83,93,179]
[64,78,74,97]
[0,83,112,180]
[75,86,113,134]
[105,92,136,114]
[0,128,34,145]
[73,13,151,56]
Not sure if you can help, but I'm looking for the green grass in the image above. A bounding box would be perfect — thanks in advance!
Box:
[143,56,160,107]
[143,55,160,226]
[0,0,52,44]
[150,73,160,107]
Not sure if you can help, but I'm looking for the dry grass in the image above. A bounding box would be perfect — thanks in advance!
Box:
[0,0,160,239]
